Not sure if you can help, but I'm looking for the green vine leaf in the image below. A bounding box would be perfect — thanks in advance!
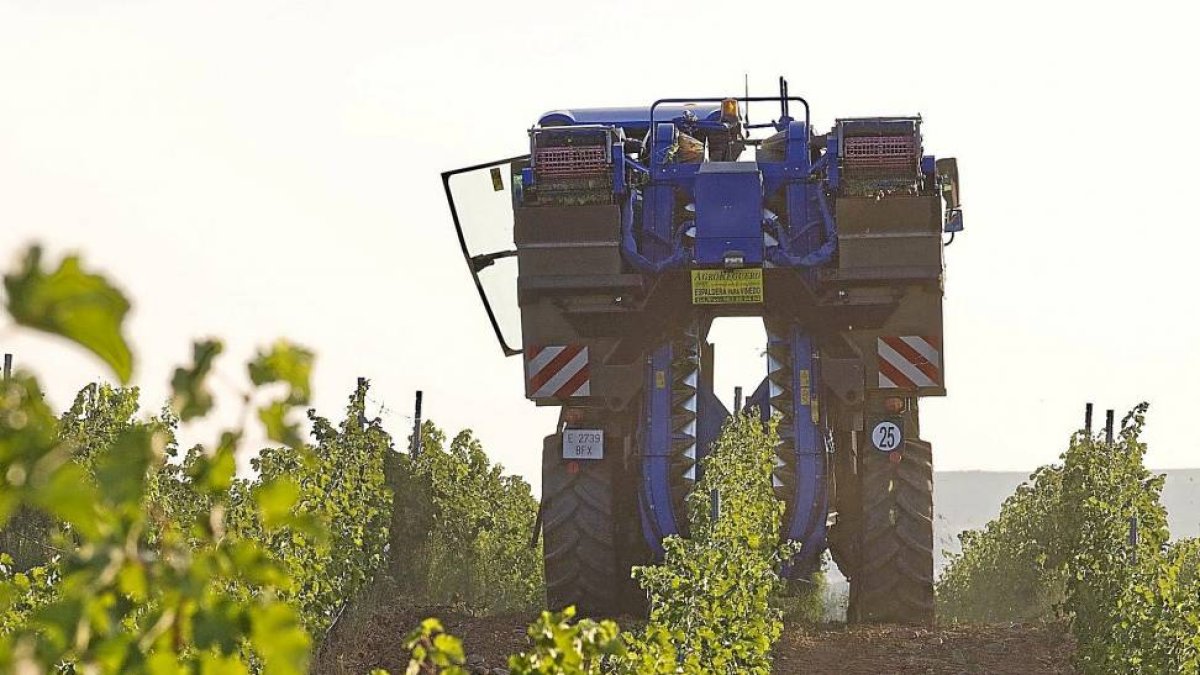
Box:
[187,433,239,496]
[248,341,314,406]
[170,339,224,421]
[254,477,300,531]
[3,246,133,383]
[258,400,303,449]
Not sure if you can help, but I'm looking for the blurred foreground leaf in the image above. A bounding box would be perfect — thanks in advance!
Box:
[171,339,224,421]
[248,341,314,405]
[3,246,133,383]
[258,400,303,449]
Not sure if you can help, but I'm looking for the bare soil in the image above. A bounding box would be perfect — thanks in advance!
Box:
[316,605,1076,674]
[315,604,537,674]
[773,622,1075,674]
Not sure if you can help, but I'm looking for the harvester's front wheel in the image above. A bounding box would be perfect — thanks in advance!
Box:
[541,435,622,617]
[850,418,935,625]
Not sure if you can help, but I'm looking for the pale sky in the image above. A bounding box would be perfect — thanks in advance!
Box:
[2,0,1198,490]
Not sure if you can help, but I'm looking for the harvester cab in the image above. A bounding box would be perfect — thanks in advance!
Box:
[443,79,962,624]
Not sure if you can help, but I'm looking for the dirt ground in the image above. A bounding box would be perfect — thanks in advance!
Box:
[314,604,536,674]
[316,606,1076,674]
[773,622,1075,674]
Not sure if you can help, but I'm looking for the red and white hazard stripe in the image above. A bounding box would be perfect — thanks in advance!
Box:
[526,345,591,399]
[877,336,941,389]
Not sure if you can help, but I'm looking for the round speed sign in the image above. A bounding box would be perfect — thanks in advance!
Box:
[871,420,903,452]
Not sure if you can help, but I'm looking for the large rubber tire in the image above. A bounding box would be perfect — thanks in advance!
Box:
[541,436,622,617]
[851,435,935,625]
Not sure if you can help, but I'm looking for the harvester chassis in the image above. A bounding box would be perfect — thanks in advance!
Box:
[443,85,959,625]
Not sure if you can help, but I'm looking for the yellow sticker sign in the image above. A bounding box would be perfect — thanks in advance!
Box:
[691,268,764,305]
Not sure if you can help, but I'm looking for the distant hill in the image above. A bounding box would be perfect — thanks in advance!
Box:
[933,469,1200,575]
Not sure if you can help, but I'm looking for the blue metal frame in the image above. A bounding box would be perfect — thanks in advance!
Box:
[634,118,837,269]
[639,335,732,555]
[755,323,830,574]
[640,343,680,556]
[696,387,730,479]
[782,326,829,576]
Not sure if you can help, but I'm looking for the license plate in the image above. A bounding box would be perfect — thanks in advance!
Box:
[691,268,764,305]
[563,429,604,460]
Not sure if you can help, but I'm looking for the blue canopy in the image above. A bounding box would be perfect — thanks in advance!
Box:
[537,104,724,133]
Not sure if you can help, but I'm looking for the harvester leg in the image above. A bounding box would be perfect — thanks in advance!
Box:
[639,323,702,553]
[763,320,829,579]
[850,401,935,624]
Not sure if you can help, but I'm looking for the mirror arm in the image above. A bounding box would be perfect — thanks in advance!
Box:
[471,249,518,273]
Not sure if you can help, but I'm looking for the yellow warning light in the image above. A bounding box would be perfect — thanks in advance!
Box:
[721,98,739,122]
[883,397,905,414]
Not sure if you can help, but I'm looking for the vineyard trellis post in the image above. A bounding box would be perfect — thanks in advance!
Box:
[411,390,423,457]
[1105,409,1114,445]
[1128,513,1139,564]
[1084,402,1093,435]
[3,353,11,382]
[356,377,368,429]
[385,388,433,595]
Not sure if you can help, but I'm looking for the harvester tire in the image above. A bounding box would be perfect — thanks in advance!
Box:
[541,437,621,617]
[852,436,935,625]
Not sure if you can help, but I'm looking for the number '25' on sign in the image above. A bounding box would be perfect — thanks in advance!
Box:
[871,420,903,452]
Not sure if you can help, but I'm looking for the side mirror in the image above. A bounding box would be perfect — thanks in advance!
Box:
[944,208,964,233]
[936,158,963,232]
